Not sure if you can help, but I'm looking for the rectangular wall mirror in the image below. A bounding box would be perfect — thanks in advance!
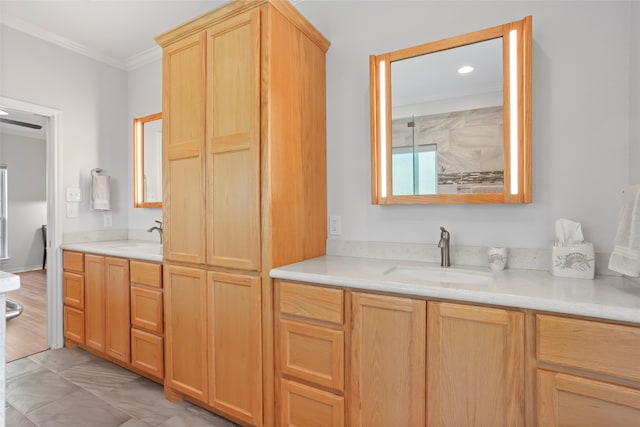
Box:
[134,112,162,208]
[370,16,532,204]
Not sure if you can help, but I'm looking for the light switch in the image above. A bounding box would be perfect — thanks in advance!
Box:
[103,214,112,227]
[66,187,81,202]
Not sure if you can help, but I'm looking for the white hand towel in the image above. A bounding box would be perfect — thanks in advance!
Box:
[609,184,640,277]
[92,175,111,211]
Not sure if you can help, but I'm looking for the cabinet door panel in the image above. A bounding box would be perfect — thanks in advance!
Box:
[164,264,208,401]
[427,302,524,427]
[280,379,344,427]
[131,328,164,379]
[206,9,260,271]
[163,32,206,264]
[63,306,85,343]
[84,254,105,353]
[350,292,426,427]
[105,257,130,363]
[63,272,84,309]
[208,271,262,426]
[537,370,640,426]
[131,286,163,334]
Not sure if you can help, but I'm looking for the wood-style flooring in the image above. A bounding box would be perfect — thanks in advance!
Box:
[6,269,48,362]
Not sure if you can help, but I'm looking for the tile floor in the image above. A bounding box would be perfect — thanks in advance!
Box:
[6,348,239,426]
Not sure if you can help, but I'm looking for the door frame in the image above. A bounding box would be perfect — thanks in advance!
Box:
[0,96,64,349]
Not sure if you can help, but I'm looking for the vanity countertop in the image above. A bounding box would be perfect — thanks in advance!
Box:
[60,240,162,263]
[270,255,640,324]
[0,270,21,294]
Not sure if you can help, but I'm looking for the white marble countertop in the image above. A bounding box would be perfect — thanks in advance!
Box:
[0,270,21,293]
[270,256,640,324]
[60,240,162,262]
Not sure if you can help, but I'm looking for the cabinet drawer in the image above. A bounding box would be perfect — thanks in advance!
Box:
[131,286,163,334]
[280,319,344,391]
[63,272,84,309]
[279,281,344,325]
[130,261,162,289]
[280,379,344,427]
[537,314,640,382]
[63,306,85,343]
[131,328,164,379]
[63,251,84,273]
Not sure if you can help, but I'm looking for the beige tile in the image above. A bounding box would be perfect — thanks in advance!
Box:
[6,357,42,381]
[6,368,80,414]
[5,404,37,426]
[28,347,97,373]
[58,356,139,395]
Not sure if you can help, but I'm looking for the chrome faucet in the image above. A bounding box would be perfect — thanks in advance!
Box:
[438,226,450,267]
[147,220,163,244]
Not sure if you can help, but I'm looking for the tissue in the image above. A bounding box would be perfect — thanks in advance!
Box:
[552,218,595,279]
[555,218,584,246]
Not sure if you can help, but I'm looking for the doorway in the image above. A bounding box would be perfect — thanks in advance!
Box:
[0,96,64,356]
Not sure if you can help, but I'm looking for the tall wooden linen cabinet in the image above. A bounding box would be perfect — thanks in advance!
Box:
[155,1,329,426]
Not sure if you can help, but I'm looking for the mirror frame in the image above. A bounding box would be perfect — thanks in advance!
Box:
[370,16,531,204]
[133,112,163,208]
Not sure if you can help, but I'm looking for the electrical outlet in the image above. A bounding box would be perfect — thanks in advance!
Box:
[103,214,112,227]
[65,203,78,218]
[329,215,342,235]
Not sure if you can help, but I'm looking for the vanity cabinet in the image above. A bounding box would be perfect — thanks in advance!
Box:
[427,302,525,426]
[63,250,164,383]
[276,281,346,427]
[535,314,640,425]
[156,0,329,425]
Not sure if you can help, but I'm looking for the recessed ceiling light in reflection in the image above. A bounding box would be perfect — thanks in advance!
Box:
[458,65,475,74]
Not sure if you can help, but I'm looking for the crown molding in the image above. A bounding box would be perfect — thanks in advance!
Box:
[126,46,162,71]
[1,14,127,70]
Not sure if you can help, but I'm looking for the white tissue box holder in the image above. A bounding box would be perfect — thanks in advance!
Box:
[552,242,595,279]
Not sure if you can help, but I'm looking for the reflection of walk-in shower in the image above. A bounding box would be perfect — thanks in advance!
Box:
[391,116,437,195]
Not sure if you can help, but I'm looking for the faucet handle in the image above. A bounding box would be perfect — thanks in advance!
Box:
[440,226,450,239]
[155,220,163,227]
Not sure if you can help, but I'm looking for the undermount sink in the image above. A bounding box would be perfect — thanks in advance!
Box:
[384,265,494,285]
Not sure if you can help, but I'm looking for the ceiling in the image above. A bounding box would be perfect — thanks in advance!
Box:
[0,1,235,70]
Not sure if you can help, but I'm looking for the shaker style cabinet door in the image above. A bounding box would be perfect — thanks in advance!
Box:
[427,302,525,427]
[164,264,208,402]
[104,257,130,363]
[84,254,106,353]
[162,32,207,265]
[350,292,426,427]
[205,9,261,271]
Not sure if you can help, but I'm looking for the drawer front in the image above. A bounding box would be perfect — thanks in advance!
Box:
[63,272,84,309]
[131,328,164,379]
[280,379,344,427]
[279,281,344,325]
[537,314,640,382]
[131,286,163,334]
[63,306,85,343]
[280,319,344,391]
[130,261,162,289]
[63,251,84,273]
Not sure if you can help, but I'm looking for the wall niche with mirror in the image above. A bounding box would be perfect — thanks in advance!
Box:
[370,16,531,204]
[133,112,162,208]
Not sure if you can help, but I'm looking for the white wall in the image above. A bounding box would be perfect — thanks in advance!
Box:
[127,59,163,234]
[0,26,129,234]
[296,1,633,252]
[0,132,46,271]
[630,2,640,186]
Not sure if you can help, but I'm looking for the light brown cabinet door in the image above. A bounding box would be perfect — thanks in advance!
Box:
[164,264,208,402]
[350,292,426,427]
[427,302,524,427]
[205,9,260,271]
[63,272,84,309]
[63,306,85,343]
[163,32,207,265]
[131,328,164,379]
[84,254,105,353]
[537,370,640,426]
[131,286,163,334]
[208,271,262,426]
[105,257,130,363]
[280,379,344,427]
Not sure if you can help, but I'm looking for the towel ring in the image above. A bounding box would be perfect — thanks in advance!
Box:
[91,168,103,177]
